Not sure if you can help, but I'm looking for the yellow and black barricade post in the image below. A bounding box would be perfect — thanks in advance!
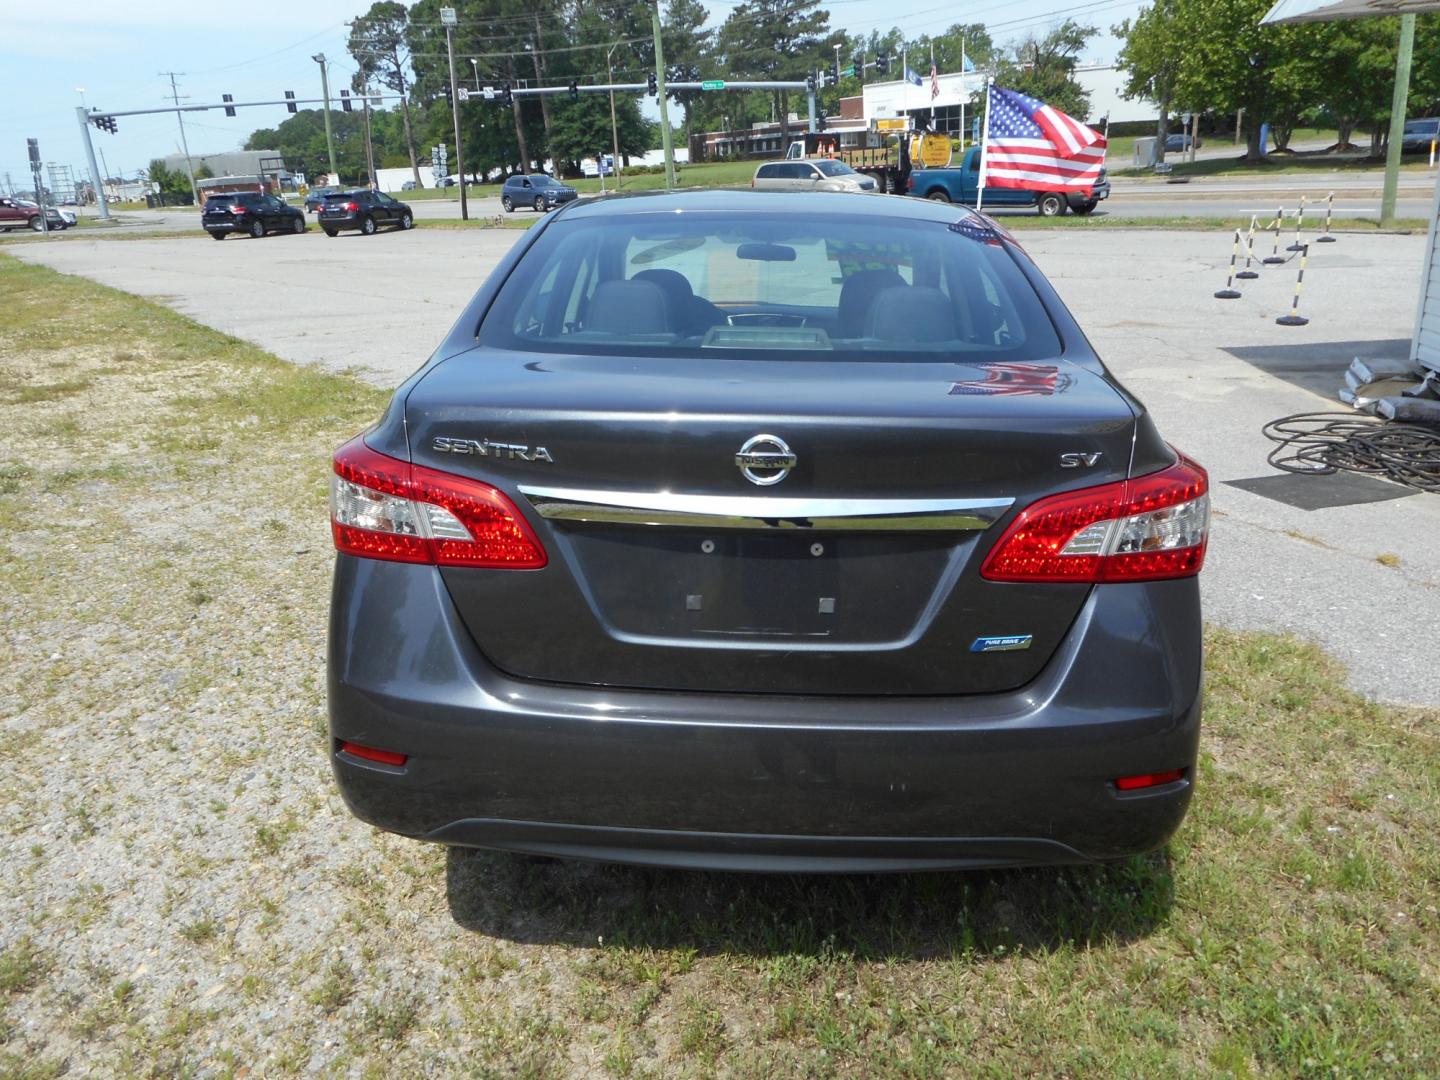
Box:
[1263,205,1286,264]
[1237,214,1260,279]
[1287,194,1307,251]
[1276,244,1310,326]
[1316,190,1337,243]
[1215,229,1243,299]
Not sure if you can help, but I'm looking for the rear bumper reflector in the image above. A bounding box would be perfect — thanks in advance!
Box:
[1114,768,1184,791]
[339,741,408,767]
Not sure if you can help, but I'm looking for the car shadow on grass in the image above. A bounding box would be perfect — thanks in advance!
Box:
[444,847,1174,959]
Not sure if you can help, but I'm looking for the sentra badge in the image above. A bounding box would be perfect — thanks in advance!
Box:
[432,436,553,463]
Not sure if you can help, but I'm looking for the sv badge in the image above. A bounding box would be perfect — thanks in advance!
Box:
[1059,452,1102,469]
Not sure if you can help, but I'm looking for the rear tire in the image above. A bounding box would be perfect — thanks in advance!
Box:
[399,211,414,230]
[29,216,44,232]
[533,196,545,212]
[1071,200,1098,216]
[502,196,514,213]
[291,216,305,234]
[323,227,338,237]
[360,215,377,236]
[249,218,265,238]
[925,189,951,202]
[1037,192,1067,217]
[210,232,226,240]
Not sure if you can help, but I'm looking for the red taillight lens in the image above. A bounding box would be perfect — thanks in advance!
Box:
[1115,768,1184,791]
[980,454,1209,583]
[330,436,547,568]
[230,205,246,214]
[345,202,360,211]
[907,176,915,190]
[339,741,407,767]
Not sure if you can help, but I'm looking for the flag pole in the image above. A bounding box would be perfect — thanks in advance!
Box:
[976,78,993,214]
[959,38,967,150]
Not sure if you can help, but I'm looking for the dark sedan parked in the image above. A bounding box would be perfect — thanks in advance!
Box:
[304,186,339,213]
[202,192,306,239]
[501,173,578,213]
[327,190,1209,873]
[319,190,414,236]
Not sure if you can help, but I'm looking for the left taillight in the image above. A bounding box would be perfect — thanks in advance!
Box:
[980,454,1209,583]
[329,436,547,569]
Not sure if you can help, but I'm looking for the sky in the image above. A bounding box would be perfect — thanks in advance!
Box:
[0,0,1145,192]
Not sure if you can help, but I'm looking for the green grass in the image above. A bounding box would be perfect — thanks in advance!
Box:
[0,253,1437,1075]
[996,214,1429,233]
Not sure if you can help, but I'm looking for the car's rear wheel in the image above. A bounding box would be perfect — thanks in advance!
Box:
[1071,200,1099,216]
[323,227,338,237]
[29,216,44,232]
[360,215,377,235]
[291,216,305,233]
[925,189,951,202]
[249,219,266,238]
[399,211,414,230]
[502,196,513,213]
[209,231,225,240]
[533,196,545,212]
[1037,192,1067,217]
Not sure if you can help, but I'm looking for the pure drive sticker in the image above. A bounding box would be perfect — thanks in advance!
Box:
[970,635,1034,653]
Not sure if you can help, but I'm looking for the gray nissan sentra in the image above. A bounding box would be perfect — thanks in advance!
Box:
[327,190,1209,873]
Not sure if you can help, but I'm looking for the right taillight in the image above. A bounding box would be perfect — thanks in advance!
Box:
[980,454,1209,583]
[330,436,547,569]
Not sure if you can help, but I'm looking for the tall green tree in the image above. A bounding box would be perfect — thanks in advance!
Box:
[662,0,713,149]
[348,1,424,187]
[714,0,835,145]
[1115,1,1180,159]
[992,20,1098,120]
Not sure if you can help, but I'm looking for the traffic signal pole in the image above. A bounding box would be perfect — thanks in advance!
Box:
[651,1,676,190]
[74,106,111,220]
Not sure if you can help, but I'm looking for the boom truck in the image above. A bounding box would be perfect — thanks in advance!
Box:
[785,124,913,194]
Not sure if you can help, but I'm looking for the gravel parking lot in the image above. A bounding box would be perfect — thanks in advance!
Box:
[13,225,1438,705]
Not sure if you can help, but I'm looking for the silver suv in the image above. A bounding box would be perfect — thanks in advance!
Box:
[752,159,877,193]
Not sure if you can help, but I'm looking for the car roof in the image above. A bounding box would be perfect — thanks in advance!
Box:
[557,188,989,228]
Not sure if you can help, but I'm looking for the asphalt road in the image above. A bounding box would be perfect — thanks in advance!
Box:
[12,226,1439,706]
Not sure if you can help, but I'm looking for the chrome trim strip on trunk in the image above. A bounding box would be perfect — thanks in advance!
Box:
[518,486,1013,532]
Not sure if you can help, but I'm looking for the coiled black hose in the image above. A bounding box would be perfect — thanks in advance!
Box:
[1260,412,1440,493]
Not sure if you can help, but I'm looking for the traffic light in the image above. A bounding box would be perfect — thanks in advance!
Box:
[875,54,889,75]
[857,53,865,79]
[501,82,513,107]
[818,110,828,132]
[647,72,658,96]
[27,139,39,166]
[223,93,235,117]
[569,81,579,100]
[285,91,297,114]
[806,72,815,93]
[832,58,840,84]
[340,89,352,112]
[91,115,117,134]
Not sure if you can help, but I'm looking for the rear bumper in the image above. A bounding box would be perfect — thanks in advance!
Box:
[203,220,239,233]
[320,213,363,230]
[328,557,1202,872]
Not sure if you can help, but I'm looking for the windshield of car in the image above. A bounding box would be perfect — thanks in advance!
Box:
[481,212,1061,363]
[813,160,855,177]
[529,176,560,188]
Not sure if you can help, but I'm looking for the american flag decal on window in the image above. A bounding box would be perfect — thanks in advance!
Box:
[949,363,1071,397]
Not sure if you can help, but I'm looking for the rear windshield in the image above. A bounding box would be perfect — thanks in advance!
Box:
[323,192,357,201]
[814,160,855,176]
[1404,119,1439,134]
[480,212,1062,362]
[206,195,237,206]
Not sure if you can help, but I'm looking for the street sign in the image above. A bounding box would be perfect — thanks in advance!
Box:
[483,86,496,100]
[700,80,725,91]
[439,7,457,26]
[875,118,907,131]
[457,87,471,102]
[918,133,952,168]
[843,66,855,77]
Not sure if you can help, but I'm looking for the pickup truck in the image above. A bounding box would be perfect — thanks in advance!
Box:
[905,147,1109,216]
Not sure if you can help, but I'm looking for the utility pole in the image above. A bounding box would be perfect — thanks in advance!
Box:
[362,90,378,188]
[161,72,199,205]
[651,0,676,190]
[607,42,624,188]
[73,108,112,219]
[311,54,339,183]
[441,7,468,220]
[1381,13,1416,226]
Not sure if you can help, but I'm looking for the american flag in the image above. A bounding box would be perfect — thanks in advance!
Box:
[930,60,939,100]
[982,86,1106,195]
[949,363,1071,397]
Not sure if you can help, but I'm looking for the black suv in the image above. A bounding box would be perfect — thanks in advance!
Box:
[501,174,578,213]
[202,192,306,240]
[319,190,414,236]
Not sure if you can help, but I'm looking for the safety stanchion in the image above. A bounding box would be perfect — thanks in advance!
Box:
[1276,244,1310,326]
[1287,194,1307,251]
[1215,229,1243,299]
[1263,205,1286,264]
[1315,191,1337,243]
[1237,214,1260,279]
